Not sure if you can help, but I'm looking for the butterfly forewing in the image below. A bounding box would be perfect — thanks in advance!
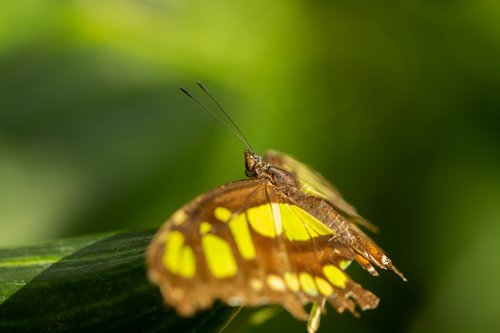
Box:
[267,150,406,280]
[264,151,381,233]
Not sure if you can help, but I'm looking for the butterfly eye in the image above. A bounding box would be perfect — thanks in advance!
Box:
[245,157,257,177]
[244,150,259,177]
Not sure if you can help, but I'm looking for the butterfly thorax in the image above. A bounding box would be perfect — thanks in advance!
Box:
[244,149,300,194]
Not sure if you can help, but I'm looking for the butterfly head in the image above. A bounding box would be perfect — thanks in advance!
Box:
[244,149,267,178]
[244,149,299,191]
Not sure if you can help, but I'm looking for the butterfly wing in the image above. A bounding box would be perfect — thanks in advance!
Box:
[266,150,406,280]
[264,150,379,232]
[146,178,380,320]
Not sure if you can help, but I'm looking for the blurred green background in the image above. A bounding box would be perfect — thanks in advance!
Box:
[1,0,500,332]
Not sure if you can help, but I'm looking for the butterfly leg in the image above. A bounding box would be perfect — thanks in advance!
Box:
[307,298,326,333]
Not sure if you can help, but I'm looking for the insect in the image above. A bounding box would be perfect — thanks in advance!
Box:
[146,83,406,333]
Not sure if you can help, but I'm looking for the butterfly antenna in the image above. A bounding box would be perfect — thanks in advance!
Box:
[196,82,254,153]
[179,87,254,152]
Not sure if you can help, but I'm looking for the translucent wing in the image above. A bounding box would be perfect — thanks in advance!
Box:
[264,150,379,232]
[146,178,380,323]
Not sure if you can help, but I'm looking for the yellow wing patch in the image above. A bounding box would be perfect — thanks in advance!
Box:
[214,206,232,222]
[250,278,264,291]
[247,204,277,238]
[216,203,333,241]
[214,206,257,260]
[299,272,318,296]
[291,206,334,237]
[172,209,187,226]
[163,231,196,278]
[206,202,336,280]
[180,247,196,278]
[245,203,331,239]
[228,213,256,260]
[200,222,212,234]
[284,272,300,291]
[314,276,334,296]
[202,234,237,278]
[339,259,352,270]
[280,204,310,240]
[323,264,347,289]
[267,274,286,292]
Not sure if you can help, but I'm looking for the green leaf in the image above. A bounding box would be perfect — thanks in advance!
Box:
[0,231,239,332]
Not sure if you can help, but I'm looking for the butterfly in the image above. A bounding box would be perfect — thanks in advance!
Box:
[146,83,406,333]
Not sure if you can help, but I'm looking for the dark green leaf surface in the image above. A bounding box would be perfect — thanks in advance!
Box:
[0,231,239,332]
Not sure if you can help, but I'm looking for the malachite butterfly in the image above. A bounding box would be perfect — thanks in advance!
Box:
[146,83,406,333]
